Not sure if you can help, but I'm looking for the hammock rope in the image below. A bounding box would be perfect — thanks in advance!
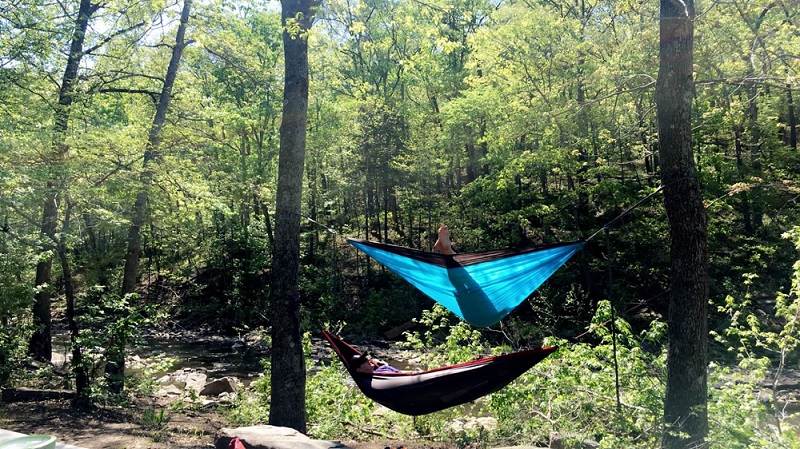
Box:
[606,228,622,413]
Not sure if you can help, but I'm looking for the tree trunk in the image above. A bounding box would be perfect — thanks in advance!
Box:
[57,201,90,408]
[733,125,753,234]
[29,193,57,361]
[787,84,797,150]
[29,0,99,362]
[575,60,592,297]
[114,0,192,393]
[656,0,709,447]
[746,84,763,229]
[269,0,316,432]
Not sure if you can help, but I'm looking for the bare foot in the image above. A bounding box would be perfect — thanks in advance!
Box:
[434,225,456,255]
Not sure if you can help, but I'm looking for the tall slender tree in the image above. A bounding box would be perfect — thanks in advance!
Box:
[657,0,709,447]
[269,0,317,432]
[110,0,193,394]
[29,0,101,362]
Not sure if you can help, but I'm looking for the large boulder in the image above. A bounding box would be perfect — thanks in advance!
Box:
[216,425,350,449]
[201,377,239,396]
[185,371,208,397]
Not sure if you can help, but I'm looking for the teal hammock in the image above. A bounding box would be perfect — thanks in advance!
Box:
[348,238,585,327]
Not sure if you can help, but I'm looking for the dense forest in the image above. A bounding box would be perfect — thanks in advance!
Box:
[1,0,800,447]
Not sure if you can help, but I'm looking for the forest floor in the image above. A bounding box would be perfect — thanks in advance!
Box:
[0,398,435,449]
[0,397,223,449]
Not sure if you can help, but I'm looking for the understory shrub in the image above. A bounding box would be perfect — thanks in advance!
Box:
[487,301,666,448]
[0,242,36,386]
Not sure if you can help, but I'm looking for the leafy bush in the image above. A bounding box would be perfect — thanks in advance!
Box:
[708,226,800,448]
[222,358,271,426]
[486,301,665,448]
[0,241,36,386]
[140,407,171,430]
[306,361,377,438]
[74,287,163,402]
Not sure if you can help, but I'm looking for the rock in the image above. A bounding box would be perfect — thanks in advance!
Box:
[201,377,239,396]
[383,321,417,340]
[474,417,498,430]
[446,416,498,433]
[51,351,70,368]
[156,384,183,396]
[185,372,208,396]
[549,431,599,449]
[218,392,237,404]
[216,425,350,449]
[156,374,173,384]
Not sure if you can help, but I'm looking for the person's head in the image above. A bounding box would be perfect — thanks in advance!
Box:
[349,354,373,373]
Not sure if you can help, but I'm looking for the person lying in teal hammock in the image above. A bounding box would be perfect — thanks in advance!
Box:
[347,226,584,327]
[434,224,456,255]
[350,353,402,374]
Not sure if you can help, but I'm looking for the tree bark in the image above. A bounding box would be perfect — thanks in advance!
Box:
[269,0,316,432]
[787,85,797,150]
[29,0,99,362]
[113,0,192,393]
[656,0,709,447]
[57,200,91,408]
[733,124,753,234]
[746,83,763,229]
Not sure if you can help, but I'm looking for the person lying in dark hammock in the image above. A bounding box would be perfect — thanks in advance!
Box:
[324,330,557,416]
[349,353,402,374]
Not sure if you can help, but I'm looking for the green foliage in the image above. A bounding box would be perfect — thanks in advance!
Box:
[139,407,171,431]
[0,240,36,386]
[73,287,163,402]
[402,304,487,365]
[192,220,272,328]
[127,354,179,396]
[1,0,800,442]
[708,227,800,447]
[306,360,377,438]
[487,301,666,447]
[222,358,272,426]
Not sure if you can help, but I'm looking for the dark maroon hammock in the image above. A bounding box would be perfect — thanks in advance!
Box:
[322,330,557,415]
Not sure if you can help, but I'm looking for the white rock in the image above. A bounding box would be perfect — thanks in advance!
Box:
[216,425,350,449]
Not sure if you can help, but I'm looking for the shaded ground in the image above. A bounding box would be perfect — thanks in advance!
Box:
[0,398,452,449]
[0,398,223,449]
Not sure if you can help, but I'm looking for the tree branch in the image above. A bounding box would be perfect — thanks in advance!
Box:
[98,87,161,103]
[82,21,146,57]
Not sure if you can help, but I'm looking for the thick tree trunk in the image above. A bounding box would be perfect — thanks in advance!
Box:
[113,0,192,393]
[656,0,709,447]
[29,192,57,361]
[29,0,98,362]
[269,0,316,432]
